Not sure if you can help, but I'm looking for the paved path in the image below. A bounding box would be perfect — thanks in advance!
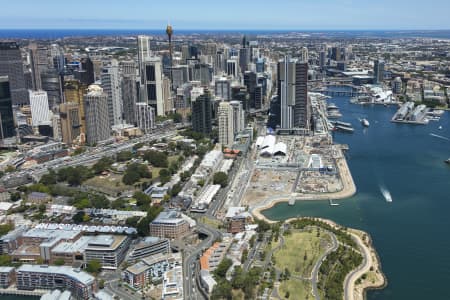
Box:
[311,231,338,300]
[344,234,372,300]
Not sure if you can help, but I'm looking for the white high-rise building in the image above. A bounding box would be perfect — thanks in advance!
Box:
[135,102,155,134]
[218,101,234,148]
[29,90,50,127]
[226,58,239,79]
[101,59,123,126]
[300,47,309,63]
[137,36,152,83]
[230,100,245,134]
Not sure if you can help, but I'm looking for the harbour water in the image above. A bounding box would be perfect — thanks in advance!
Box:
[262,95,450,299]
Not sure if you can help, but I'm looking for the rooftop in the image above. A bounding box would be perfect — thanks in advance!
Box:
[17,265,95,285]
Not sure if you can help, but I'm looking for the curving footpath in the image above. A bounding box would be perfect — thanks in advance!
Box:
[311,230,338,300]
[343,232,372,300]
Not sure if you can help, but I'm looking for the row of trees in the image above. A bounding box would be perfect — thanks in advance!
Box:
[211,257,262,299]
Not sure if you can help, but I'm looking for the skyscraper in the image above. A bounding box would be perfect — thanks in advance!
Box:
[229,100,245,135]
[84,85,110,145]
[218,101,234,148]
[277,57,309,130]
[28,43,43,91]
[191,87,212,135]
[101,60,122,126]
[143,57,164,116]
[215,77,231,101]
[244,71,257,109]
[373,59,385,85]
[0,76,15,139]
[59,102,82,145]
[0,42,28,105]
[64,80,87,135]
[300,47,309,63]
[74,57,95,86]
[29,90,51,127]
[239,48,250,74]
[120,61,138,125]
[137,35,152,84]
[135,102,155,134]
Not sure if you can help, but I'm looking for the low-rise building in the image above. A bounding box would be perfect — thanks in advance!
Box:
[162,266,183,300]
[124,253,181,288]
[149,211,190,239]
[27,192,52,204]
[127,237,170,262]
[16,264,96,300]
[0,266,15,288]
[84,235,130,269]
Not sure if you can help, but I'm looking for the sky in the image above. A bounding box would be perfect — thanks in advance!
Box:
[0,0,449,30]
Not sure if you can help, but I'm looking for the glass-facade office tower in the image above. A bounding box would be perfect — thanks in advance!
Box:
[0,76,15,139]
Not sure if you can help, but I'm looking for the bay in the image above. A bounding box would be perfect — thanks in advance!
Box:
[262,95,450,299]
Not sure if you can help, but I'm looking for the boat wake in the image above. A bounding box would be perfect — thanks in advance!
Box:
[430,133,450,141]
[380,186,393,203]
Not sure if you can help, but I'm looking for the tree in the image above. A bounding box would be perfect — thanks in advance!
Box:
[72,211,86,224]
[86,260,102,274]
[143,150,168,168]
[90,194,110,209]
[213,258,233,279]
[92,157,114,174]
[0,224,13,236]
[40,169,57,185]
[211,279,232,300]
[125,216,141,228]
[116,151,133,162]
[111,198,127,210]
[180,171,191,182]
[54,258,65,266]
[159,169,171,184]
[10,192,21,202]
[0,254,12,266]
[134,192,152,208]
[123,163,151,185]
[99,279,105,289]
[213,172,228,188]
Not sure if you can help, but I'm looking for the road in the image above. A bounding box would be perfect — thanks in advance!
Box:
[183,223,221,300]
[343,234,371,300]
[311,230,338,300]
[2,130,177,185]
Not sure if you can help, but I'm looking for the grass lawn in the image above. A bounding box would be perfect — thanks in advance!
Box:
[274,230,331,278]
[151,155,180,179]
[85,174,134,194]
[279,278,312,300]
[198,216,221,229]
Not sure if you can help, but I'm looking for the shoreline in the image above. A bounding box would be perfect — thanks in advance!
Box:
[252,215,386,300]
[250,148,356,218]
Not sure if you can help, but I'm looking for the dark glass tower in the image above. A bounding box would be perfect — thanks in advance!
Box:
[0,77,15,139]
[191,91,212,135]
[0,42,28,105]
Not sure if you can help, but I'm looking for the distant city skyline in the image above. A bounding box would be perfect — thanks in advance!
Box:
[1,0,450,30]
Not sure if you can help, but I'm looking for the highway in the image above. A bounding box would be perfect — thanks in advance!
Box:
[183,222,221,300]
[2,130,176,185]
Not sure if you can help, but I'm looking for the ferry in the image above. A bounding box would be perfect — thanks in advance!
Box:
[327,111,343,119]
[334,121,352,127]
[361,118,370,127]
[380,187,393,203]
[336,125,354,133]
[329,199,340,206]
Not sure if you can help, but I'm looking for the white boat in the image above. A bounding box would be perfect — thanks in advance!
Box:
[439,126,443,130]
[380,187,393,203]
[362,118,370,127]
